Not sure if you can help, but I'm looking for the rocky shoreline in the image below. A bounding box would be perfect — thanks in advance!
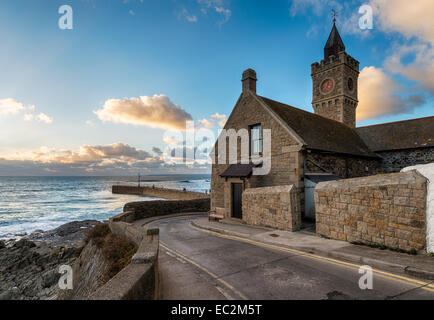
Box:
[0,220,99,300]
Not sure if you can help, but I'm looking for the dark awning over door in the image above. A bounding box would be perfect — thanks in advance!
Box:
[220,164,257,178]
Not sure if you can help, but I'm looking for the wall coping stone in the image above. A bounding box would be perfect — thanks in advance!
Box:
[243,184,296,195]
[316,170,426,190]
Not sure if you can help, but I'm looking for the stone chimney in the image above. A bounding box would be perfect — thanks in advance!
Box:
[242,68,257,94]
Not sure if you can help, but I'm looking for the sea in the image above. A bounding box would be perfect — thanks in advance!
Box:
[0,175,210,239]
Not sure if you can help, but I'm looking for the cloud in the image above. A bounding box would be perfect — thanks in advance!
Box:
[368,0,434,93]
[179,8,198,23]
[94,94,193,130]
[211,113,227,127]
[214,6,231,25]
[357,66,425,121]
[22,113,53,124]
[369,0,434,45]
[198,118,213,128]
[0,98,29,115]
[0,142,210,175]
[0,98,53,124]
[36,113,53,124]
[196,0,232,25]
[384,43,434,94]
[198,113,227,129]
[289,0,343,17]
[10,143,151,164]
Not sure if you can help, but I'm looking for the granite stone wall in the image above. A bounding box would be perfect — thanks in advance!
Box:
[242,185,301,231]
[378,147,434,173]
[315,171,428,252]
[305,151,381,179]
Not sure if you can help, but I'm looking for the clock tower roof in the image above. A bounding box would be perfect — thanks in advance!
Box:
[324,22,345,60]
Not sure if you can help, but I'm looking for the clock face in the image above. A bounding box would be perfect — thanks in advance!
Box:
[348,77,354,91]
[320,79,334,94]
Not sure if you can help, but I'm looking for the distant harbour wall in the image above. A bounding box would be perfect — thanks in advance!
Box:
[112,185,209,201]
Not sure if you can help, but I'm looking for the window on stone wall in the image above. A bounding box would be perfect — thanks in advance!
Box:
[250,124,262,156]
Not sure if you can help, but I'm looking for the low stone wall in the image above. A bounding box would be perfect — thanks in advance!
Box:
[242,185,301,231]
[112,198,210,223]
[315,170,428,252]
[90,222,159,300]
[112,185,209,200]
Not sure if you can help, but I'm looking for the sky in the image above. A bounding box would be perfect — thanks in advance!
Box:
[0,0,433,176]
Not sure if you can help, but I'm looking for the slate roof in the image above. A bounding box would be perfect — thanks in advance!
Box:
[356,117,434,151]
[258,96,379,158]
[220,164,256,178]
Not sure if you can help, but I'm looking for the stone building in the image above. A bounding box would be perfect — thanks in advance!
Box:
[210,22,434,224]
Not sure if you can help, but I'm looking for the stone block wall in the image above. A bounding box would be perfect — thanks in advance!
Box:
[306,151,381,179]
[242,185,301,231]
[315,170,428,252]
[378,147,434,173]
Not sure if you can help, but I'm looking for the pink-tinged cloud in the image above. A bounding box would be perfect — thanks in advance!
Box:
[94,94,193,130]
[357,66,425,121]
[0,142,211,176]
[370,0,434,45]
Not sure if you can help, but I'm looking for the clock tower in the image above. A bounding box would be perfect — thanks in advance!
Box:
[311,21,359,127]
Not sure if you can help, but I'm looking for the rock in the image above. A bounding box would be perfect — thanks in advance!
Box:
[42,269,60,288]
[0,287,20,300]
[0,220,97,300]
[13,239,36,249]
[26,220,99,248]
[14,232,27,237]
[54,220,98,237]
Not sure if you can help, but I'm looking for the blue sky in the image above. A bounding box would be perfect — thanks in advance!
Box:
[0,0,433,175]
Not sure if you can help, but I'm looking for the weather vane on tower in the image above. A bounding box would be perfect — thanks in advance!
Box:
[332,9,338,24]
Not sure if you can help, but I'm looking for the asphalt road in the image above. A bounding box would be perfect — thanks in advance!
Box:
[151,215,434,300]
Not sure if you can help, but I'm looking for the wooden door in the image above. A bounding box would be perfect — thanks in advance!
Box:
[231,183,243,219]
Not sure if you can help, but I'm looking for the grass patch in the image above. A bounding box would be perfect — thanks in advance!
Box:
[83,223,137,280]
[102,233,137,279]
[85,223,110,247]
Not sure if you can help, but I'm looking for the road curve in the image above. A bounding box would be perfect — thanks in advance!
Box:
[151,215,434,300]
